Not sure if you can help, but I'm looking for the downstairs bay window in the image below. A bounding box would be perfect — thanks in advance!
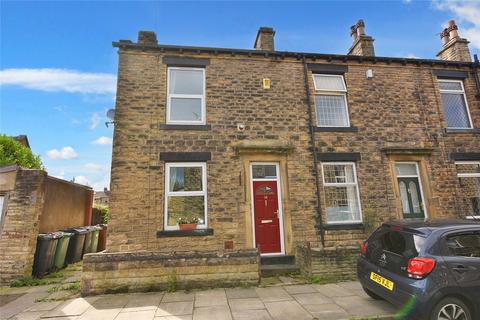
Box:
[456,161,480,219]
[164,163,207,230]
[321,162,362,224]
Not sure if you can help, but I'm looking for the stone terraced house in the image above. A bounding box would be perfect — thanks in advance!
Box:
[81,20,480,295]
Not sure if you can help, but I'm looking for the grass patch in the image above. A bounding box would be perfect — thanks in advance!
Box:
[10,271,66,287]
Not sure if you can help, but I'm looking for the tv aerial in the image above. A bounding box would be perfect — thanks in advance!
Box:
[105,109,115,128]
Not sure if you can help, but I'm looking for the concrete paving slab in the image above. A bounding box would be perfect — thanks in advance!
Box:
[292,292,332,305]
[231,309,272,320]
[41,297,97,318]
[225,288,258,299]
[264,300,313,320]
[90,295,129,309]
[313,283,356,298]
[283,285,317,295]
[77,307,122,320]
[10,311,47,320]
[228,298,265,311]
[115,310,156,320]
[334,295,397,317]
[337,281,362,291]
[302,303,349,320]
[156,301,194,317]
[27,301,63,312]
[193,305,232,320]
[255,287,292,302]
[161,292,194,303]
[194,289,227,307]
[155,316,192,320]
[123,292,163,312]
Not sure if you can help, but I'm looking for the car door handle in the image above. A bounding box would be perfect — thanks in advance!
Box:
[452,265,468,273]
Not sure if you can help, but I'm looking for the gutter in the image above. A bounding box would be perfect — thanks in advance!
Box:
[113,41,476,68]
[473,54,480,99]
[302,56,325,247]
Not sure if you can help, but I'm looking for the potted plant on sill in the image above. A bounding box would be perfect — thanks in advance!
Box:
[177,217,200,231]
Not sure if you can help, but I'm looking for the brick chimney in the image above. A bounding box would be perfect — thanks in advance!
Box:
[138,31,158,46]
[437,20,471,62]
[254,27,275,51]
[348,20,375,57]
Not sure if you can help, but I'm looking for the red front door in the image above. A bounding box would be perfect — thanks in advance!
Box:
[253,180,281,254]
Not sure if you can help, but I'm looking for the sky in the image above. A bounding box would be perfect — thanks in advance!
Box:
[1,0,479,191]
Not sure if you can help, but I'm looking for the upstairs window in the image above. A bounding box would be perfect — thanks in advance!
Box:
[438,80,472,129]
[167,67,205,124]
[313,74,350,127]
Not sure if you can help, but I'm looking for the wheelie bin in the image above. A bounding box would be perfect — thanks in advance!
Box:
[89,225,101,253]
[53,231,73,269]
[96,224,107,252]
[82,226,94,256]
[32,233,59,278]
[64,227,87,264]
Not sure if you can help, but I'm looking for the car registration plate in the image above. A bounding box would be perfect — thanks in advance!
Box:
[370,272,394,291]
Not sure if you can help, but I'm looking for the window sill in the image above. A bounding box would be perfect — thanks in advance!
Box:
[159,124,211,131]
[157,228,214,238]
[321,223,364,230]
[314,126,358,132]
[444,128,480,134]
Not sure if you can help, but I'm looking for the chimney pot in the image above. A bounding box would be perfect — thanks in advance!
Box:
[254,27,275,51]
[437,19,471,62]
[348,19,375,57]
[138,31,157,46]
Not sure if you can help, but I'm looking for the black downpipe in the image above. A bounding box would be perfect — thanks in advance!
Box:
[302,57,325,247]
[473,54,480,100]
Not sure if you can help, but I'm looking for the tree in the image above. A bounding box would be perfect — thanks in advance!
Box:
[0,135,44,169]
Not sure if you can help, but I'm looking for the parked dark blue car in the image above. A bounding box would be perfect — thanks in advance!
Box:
[357,219,480,320]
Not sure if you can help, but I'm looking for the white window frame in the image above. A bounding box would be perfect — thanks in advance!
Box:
[455,161,480,219]
[438,79,473,129]
[313,74,350,128]
[394,162,429,219]
[166,67,206,125]
[164,162,207,230]
[321,162,362,224]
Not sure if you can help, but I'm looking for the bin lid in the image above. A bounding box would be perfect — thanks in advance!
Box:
[97,224,108,229]
[37,233,56,240]
[63,227,88,234]
[50,231,64,239]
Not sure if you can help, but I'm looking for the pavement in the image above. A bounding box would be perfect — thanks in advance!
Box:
[1,280,398,320]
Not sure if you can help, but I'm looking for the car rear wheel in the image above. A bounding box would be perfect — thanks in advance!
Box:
[362,286,383,300]
[431,297,471,320]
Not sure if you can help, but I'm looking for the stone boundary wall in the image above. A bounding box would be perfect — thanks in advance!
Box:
[296,243,359,281]
[81,249,260,295]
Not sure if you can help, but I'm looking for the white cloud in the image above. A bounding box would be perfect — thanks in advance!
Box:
[91,172,111,191]
[46,146,79,160]
[406,53,419,59]
[434,0,480,49]
[51,168,65,179]
[0,68,116,94]
[91,136,112,145]
[85,163,103,172]
[90,112,101,129]
[73,175,90,186]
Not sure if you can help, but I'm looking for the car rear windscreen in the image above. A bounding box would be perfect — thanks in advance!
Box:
[366,226,426,276]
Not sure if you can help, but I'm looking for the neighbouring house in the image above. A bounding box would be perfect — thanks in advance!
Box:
[0,165,94,285]
[81,19,480,295]
[94,187,110,206]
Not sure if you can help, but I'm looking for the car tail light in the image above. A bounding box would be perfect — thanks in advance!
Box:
[407,257,436,279]
[361,241,367,255]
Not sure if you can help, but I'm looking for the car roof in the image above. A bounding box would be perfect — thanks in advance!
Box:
[382,219,480,236]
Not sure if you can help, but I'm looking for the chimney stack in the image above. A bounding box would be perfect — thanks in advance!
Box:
[348,20,375,57]
[437,20,471,62]
[138,31,158,46]
[254,27,275,51]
